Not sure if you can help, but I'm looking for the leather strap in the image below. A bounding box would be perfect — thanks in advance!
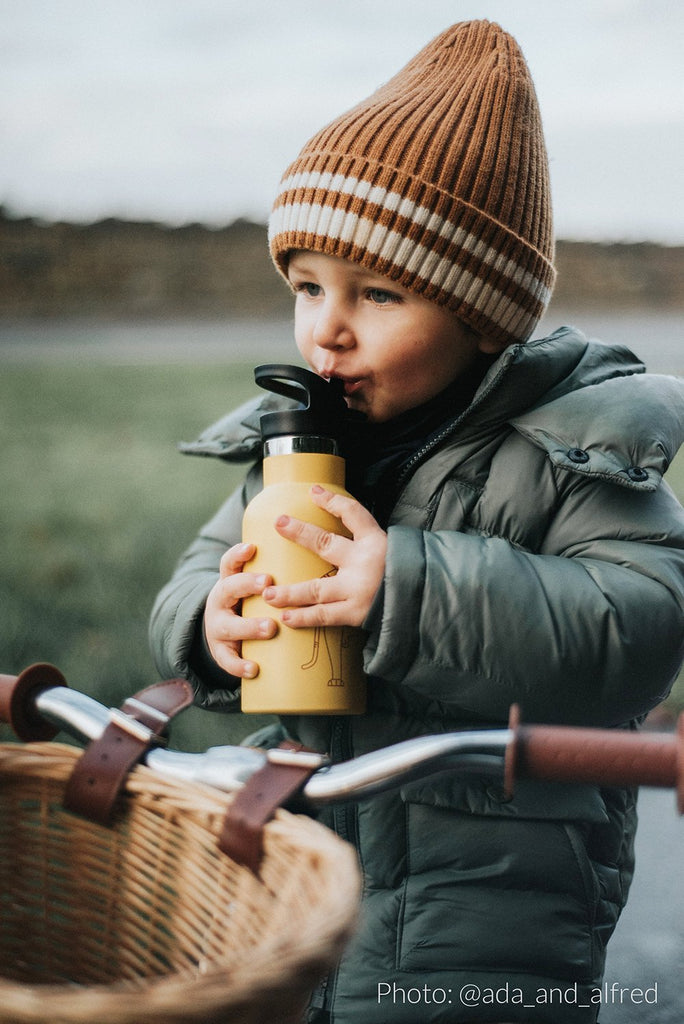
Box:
[63,678,194,824]
[219,742,322,873]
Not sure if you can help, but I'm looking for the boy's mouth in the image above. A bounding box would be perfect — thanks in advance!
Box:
[322,372,365,396]
[341,377,364,397]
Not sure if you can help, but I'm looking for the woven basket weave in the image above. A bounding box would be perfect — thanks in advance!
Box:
[0,742,361,1024]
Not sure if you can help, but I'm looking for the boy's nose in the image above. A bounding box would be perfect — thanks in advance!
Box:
[312,301,355,350]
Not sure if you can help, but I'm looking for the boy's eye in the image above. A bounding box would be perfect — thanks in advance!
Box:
[367,288,400,305]
[294,281,321,297]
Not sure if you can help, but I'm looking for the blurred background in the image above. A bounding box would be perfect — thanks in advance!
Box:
[1,4,683,1017]
[1,0,683,743]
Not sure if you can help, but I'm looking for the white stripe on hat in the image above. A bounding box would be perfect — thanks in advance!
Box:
[269,200,547,334]
[270,170,552,307]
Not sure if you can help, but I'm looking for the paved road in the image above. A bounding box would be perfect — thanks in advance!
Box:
[0,311,682,373]
[601,787,683,1023]
[0,317,295,363]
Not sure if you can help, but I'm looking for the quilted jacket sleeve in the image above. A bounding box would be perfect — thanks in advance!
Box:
[363,466,684,728]
[148,466,260,710]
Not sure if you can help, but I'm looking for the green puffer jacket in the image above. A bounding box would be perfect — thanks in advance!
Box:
[150,327,684,1024]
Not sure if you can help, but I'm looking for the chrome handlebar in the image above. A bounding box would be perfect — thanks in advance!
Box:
[2,672,681,815]
[33,684,511,806]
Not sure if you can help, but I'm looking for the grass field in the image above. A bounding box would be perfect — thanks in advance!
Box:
[1,359,682,751]
[0,360,268,748]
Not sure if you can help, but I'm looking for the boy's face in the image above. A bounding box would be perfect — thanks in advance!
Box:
[288,251,503,423]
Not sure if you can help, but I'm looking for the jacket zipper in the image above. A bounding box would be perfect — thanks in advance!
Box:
[308,718,358,1020]
[311,355,516,1020]
[331,716,359,848]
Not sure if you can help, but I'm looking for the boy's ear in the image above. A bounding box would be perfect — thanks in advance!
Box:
[477,333,511,355]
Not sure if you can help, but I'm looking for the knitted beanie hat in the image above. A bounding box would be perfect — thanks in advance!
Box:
[269,20,555,346]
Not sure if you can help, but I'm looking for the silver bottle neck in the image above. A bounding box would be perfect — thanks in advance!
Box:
[263,435,339,457]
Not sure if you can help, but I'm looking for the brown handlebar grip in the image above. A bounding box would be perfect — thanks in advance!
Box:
[505,703,684,815]
[0,663,68,741]
[516,724,679,787]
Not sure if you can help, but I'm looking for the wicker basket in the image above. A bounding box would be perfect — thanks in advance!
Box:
[0,742,361,1024]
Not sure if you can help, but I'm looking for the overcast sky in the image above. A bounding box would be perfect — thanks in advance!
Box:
[1,0,682,242]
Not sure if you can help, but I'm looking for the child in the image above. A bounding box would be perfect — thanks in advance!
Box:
[150,20,684,1024]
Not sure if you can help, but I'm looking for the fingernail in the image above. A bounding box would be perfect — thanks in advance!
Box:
[243,662,258,679]
[276,515,290,528]
[311,484,324,494]
[259,618,272,634]
[281,610,292,624]
[255,574,269,588]
[262,586,275,601]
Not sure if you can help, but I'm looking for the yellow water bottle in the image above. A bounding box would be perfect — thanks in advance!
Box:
[240,365,366,715]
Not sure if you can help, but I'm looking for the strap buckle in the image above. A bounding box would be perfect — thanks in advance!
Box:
[267,748,328,770]
[64,677,193,824]
[108,707,169,747]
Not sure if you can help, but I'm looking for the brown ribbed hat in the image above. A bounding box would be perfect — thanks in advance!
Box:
[269,20,555,345]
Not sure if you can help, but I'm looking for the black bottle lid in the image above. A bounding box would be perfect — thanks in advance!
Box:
[254,364,348,442]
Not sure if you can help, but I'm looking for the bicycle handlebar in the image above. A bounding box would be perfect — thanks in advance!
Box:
[1,666,682,814]
[505,706,683,813]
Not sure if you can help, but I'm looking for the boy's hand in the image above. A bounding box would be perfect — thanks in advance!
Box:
[204,542,277,678]
[262,485,387,628]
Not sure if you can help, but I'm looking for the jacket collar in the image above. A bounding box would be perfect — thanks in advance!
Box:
[180,326,684,492]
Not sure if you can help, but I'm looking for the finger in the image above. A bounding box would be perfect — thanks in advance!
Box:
[212,570,272,609]
[262,575,345,609]
[211,638,252,679]
[280,602,351,629]
[219,542,256,577]
[211,642,260,680]
[211,611,277,644]
[309,484,380,537]
[208,616,277,679]
[274,513,348,564]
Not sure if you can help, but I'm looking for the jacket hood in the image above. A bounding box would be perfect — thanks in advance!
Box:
[501,327,684,492]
